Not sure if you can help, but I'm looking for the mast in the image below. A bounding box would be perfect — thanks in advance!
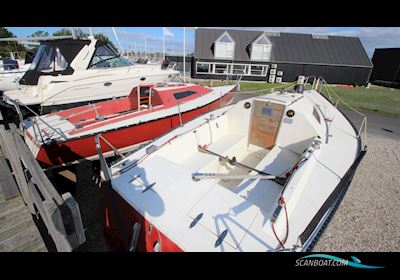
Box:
[183,27,186,82]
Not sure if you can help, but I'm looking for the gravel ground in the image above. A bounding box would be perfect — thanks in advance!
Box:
[56,93,400,252]
[312,120,400,251]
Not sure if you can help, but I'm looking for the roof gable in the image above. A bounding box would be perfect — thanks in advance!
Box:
[253,34,270,45]
[215,31,235,44]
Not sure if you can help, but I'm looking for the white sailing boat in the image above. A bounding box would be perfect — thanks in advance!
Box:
[96,77,367,252]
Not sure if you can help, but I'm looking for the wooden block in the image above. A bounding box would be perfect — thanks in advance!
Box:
[58,170,77,184]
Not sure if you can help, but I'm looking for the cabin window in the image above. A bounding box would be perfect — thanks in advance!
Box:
[174,90,197,100]
[34,45,68,73]
[54,47,68,71]
[29,44,46,70]
[36,45,54,72]
[89,44,132,69]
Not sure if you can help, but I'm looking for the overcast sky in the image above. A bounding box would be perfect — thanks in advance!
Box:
[7,27,400,58]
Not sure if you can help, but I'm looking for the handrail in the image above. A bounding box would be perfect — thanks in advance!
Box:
[2,95,67,142]
[309,76,368,148]
[0,121,86,251]
[95,134,117,182]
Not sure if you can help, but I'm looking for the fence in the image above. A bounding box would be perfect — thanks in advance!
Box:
[0,111,86,252]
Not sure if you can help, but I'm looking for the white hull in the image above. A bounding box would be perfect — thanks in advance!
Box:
[3,67,179,106]
[0,62,30,92]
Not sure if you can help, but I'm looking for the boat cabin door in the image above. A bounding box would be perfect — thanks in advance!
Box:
[136,85,153,110]
[248,100,284,149]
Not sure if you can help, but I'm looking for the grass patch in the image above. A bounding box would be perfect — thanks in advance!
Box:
[191,79,400,116]
[192,79,286,92]
[319,85,400,116]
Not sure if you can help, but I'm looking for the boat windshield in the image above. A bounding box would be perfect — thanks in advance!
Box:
[89,44,133,69]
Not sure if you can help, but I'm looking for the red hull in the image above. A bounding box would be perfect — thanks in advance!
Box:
[100,184,183,252]
[36,93,234,166]
[100,183,183,252]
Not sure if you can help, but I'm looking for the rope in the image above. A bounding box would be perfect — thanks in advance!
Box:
[234,80,299,95]
[317,78,368,146]
[271,196,289,250]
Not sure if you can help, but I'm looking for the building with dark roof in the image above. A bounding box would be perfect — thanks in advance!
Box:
[369,48,400,88]
[192,28,373,85]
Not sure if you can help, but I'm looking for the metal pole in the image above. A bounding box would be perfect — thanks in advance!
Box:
[163,31,165,60]
[112,27,125,55]
[70,28,76,39]
[183,27,186,83]
[177,102,182,126]
[144,35,147,58]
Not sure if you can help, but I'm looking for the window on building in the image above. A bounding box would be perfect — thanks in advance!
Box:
[214,31,235,59]
[214,63,230,74]
[250,34,272,61]
[196,63,211,73]
[195,62,268,77]
[264,32,280,37]
[232,64,249,75]
[250,65,264,76]
[312,34,329,40]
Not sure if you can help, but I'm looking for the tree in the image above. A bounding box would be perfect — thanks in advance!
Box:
[52,28,117,52]
[0,27,26,58]
[52,28,72,37]
[30,30,49,37]
[94,33,117,52]
[52,28,87,39]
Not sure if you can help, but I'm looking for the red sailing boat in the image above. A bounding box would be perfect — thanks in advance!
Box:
[23,82,236,166]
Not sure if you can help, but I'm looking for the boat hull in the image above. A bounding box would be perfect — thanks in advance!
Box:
[32,93,234,166]
[100,183,183,252]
